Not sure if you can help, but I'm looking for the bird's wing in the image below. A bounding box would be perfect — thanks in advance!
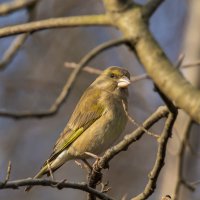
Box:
[48,86,105,162]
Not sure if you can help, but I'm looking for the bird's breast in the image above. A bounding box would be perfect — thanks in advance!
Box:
[67,97,128,158]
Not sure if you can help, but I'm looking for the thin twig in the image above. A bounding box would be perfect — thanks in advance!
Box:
[0,0,38,16]
[0,34,28,70]
[176,54,185,69]
[182,61,200,69]
[122,100,159,138]
[0,15,111,38]
[186,139,200,156]
[0,38,128,118]
[173,118,194,200]
[0,178,114,200]
[131,110,177,200]
[130,74,149,83]
[65,62,149,83]
[88,106,169,200]
[65,62,102,75]
[4,161,12,185]
[47,160,54,181]
[0,3,37,70]
[143,0,165,18]
[190,180,200,186]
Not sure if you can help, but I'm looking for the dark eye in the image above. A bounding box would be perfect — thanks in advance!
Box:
[110,73,116,78]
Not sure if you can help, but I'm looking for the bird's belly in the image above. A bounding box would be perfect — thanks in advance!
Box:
[67,108,127,159]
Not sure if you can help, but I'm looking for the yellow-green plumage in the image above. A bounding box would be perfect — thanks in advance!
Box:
[25,66,130,191]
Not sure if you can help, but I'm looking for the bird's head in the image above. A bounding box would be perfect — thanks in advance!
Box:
[92,66,131,96]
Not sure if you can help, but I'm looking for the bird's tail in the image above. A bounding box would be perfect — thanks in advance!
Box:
[24,167,46,192]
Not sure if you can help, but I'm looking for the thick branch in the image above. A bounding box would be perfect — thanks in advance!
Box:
[0,178,114,200]
[0,0,38,16]
[0,15,111,38]
[103,1,200,123]
[88,106,169,200]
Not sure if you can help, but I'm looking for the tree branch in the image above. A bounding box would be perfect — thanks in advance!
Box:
[103,0,200,123]
[143,0,165,18]
[173,119,194,200]
[0,38,127,118]
[0,3,37,70]
[0,15,111,38]
[65,62,149,83]
[0,0,39,16]
[0,178,114,200]
[0,34,28,70]
[88,106,169,200]
[132,109,177,200]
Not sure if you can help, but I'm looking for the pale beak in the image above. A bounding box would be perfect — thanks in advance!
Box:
[117,76,131,88]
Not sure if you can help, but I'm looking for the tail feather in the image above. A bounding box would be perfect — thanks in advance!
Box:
[25,150,71,192]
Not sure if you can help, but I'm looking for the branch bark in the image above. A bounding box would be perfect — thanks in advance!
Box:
[143,0,165,18]
[103,0,200,123]
[0,0,39,16]
[0,15,111,38]
[88,106,169,200]
[0,178,114,200]
[0,38,127,118]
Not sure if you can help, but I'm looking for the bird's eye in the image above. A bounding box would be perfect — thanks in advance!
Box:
[110,73,116,78]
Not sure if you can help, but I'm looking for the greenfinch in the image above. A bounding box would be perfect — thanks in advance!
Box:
[25,66,130,191]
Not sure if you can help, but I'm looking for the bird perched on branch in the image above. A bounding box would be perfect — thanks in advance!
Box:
[25,66,130,191]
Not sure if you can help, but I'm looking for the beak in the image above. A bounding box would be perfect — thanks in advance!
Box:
[117,76,131,88]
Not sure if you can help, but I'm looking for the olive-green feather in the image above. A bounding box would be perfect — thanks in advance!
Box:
[48,86,105,162]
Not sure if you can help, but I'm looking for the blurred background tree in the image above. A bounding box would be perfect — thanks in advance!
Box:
[0,0,200,200]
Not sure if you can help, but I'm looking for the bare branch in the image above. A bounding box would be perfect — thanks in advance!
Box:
[65,62,102,75]
[0,38,127,118]
[176,54,185,69]
[88,106,169,200]
[130,74,149,83]
[0,3,37,70]
[143,0,165,18]
[65,62,149,83]
[122,100,159,138]
[187,139,200,156]
[0,34,28,70]
[4,161,12,185]
[0,178,114,200]
[0,0,38,16]
[182,61,200,69]
[132,109,177,200]
[102,1,200,122]
[173,118,194,200]
[0,15,111,38]
[47,37,128,116]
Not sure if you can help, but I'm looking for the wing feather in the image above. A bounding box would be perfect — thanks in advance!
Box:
[48,86,105,162]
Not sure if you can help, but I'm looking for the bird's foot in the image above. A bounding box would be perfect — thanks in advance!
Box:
[85,152,100,159]
[74,160,84,168]
[82,159,93,172]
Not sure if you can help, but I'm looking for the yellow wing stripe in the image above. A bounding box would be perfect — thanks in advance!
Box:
[58,127,84,153]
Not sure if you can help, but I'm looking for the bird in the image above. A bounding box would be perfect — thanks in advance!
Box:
[25,66,130,191]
